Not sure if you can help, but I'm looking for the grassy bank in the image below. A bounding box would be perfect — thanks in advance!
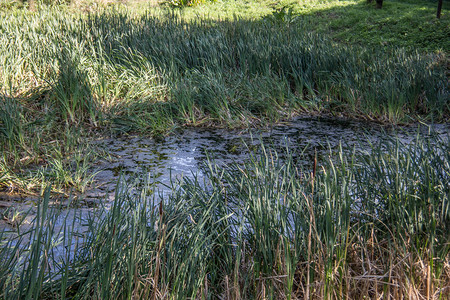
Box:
[180,0,450,52]
[2,0,448,51]
[0,133,449,298]
[1,1,449,193]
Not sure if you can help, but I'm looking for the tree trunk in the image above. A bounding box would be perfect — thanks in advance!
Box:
[376,0,383,9]
[437,0,443,19]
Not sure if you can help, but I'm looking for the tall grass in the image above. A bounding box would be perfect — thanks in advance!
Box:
[0,97,25,155]
[0,132,448,298]
[1,9,448,128]
[0,5,448,200]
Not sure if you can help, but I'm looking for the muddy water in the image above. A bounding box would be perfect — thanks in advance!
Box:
[87,116,448,198]
[1,117,449,233]
[86,117,376,202]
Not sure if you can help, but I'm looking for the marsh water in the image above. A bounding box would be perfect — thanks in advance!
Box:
[1,116,449,234]
[87,116,448,199]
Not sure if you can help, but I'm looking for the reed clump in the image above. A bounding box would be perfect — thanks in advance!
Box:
[1,7,448,192]
[0,133,448,299]
[2,9,447,127]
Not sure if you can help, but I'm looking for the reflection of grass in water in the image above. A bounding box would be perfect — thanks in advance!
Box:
[0,134,448,298]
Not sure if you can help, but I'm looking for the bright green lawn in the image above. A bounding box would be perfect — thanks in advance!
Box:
[177,0,449,52]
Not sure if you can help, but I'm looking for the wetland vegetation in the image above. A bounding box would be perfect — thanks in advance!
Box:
[0,0,449,298]
[0,134,449,299]
[0,0,448,193]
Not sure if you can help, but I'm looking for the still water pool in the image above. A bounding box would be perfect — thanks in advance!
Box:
[1,117,448,233]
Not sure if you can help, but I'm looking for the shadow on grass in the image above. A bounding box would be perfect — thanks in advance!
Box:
[265,0,449,52]
[81,7,448,128]
[0,1,448,146]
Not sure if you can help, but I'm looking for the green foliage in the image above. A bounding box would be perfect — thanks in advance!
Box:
[0,0,448,194]
[1,9,447,128]
[173,0,449,52]
[0,97,25,152]
[263,5,299,24]
[166,0,215,8]
[0,133,448,298]
[52,52,98,125]
[0,0,25,10]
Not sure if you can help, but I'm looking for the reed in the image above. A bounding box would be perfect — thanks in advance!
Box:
[0,132,448,299]
[1,4,448,192]
[1,9,447,130]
